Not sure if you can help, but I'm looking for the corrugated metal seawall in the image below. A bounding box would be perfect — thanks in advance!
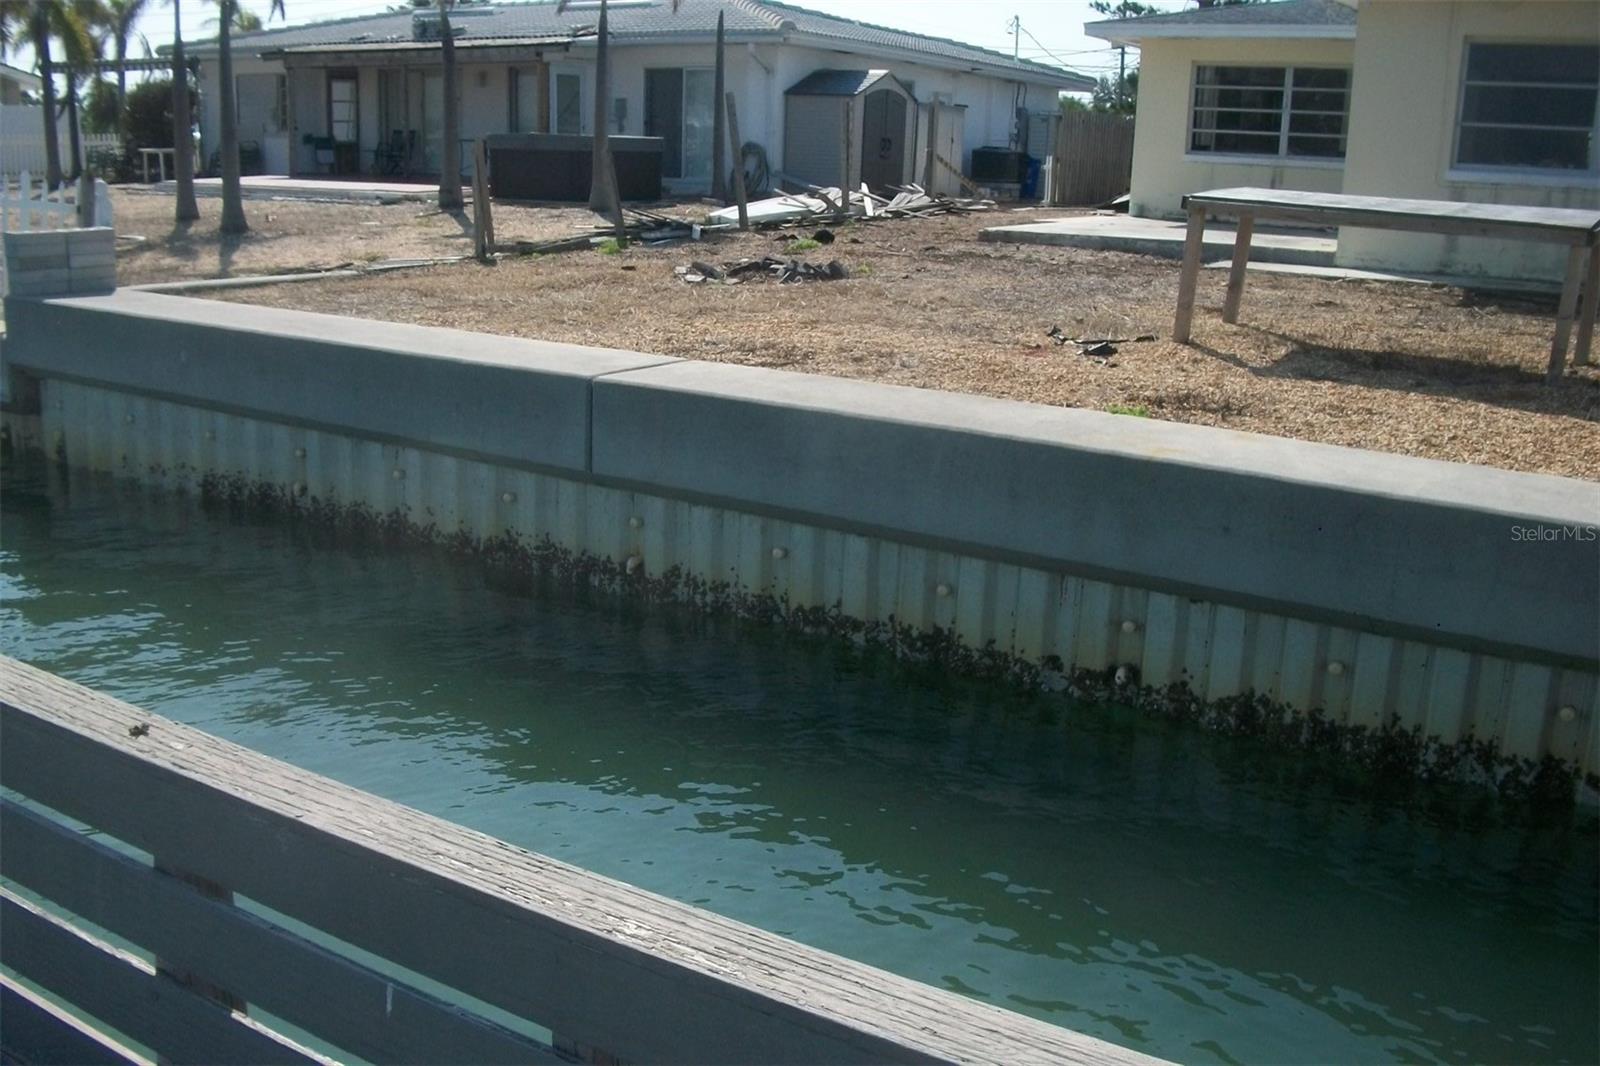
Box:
[37,379,1599,777]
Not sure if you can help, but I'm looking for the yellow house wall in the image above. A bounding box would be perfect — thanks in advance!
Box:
[1337,0,1600,282]
[1128,37,1353,219]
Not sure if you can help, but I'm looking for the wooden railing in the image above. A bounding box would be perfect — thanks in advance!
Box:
[0,656,1160,1066]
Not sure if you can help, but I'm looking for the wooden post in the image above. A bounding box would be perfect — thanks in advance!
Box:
[711,12,727,204]
[471,139,493,261]
[1172,203,1207,343]
[1221,213,1254,324]
[922,103,938,192]
[1573,246,1598,368]
[725,92,748,231]
[604,147,626,248]
[1548,244,1585,383]
[75,170,93,229]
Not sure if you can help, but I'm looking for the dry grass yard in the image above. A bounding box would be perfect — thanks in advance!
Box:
[109,189,1598,479]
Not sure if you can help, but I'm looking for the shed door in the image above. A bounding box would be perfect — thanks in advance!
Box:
[860,89,906,191]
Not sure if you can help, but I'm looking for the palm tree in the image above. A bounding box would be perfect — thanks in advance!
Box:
[63,0,113,182]
[216,0,284,234]
[0,0,94,189]
[106,0,149,107]
[171,0,198,221]
[437,0,462,210]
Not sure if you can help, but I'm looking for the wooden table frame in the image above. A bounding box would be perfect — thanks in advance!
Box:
[1170,187,1600,384]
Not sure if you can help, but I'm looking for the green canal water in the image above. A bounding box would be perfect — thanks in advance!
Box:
[2,458,1596,1065]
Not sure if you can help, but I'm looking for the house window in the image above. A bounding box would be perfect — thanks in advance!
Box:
[1455,42,1599,172]
[1190,65,1350,160]
[235,73,286,133]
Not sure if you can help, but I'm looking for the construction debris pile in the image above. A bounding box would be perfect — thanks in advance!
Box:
[706,183,993,228]
[502,207,701,255]
[676,257,850,285]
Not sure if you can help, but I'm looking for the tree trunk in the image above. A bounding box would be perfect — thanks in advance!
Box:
[711,11,725,203]
[116,35,128,108]
[66,75,83,182]
[437,2,463,210]
[586,0,610,213]
[218,1,248,234]
[172,0,200,221]
[34,16,64,190]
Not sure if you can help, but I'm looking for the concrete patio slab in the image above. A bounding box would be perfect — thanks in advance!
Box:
[980,212,1336,267]
[151,175,439,203]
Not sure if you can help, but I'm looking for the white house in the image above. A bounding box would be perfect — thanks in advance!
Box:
[190,0,1091,195]
[1088,0,1600,282]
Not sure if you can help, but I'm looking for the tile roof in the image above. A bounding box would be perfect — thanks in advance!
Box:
[1087,0,1356,40]
[207,0,1090,88]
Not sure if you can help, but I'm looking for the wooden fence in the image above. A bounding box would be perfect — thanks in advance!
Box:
[0,656,1162,1066]
[1046,111,1135,207]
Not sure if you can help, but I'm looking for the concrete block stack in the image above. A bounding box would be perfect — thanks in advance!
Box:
[3,228,116,299]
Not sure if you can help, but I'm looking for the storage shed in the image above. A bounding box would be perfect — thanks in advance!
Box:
[783,70,917,192]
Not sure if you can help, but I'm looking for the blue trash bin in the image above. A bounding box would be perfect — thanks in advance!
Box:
[1021,157,1042,199]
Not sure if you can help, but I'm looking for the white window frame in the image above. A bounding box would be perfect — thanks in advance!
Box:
[1185,63,1351,165]
[1448,38,1600,182]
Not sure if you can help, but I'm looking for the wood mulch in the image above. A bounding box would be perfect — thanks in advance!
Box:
[115,189,1598,480]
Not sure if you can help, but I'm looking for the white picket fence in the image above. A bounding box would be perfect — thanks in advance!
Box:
[1,171,114,297]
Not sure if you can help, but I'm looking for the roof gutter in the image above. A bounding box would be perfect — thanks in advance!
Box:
[1085,20,1356,47]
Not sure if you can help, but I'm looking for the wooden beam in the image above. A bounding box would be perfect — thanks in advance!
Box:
[1221,213,1254,325]
[0,974,150,1066]
[712,11,726,204]
[1172,204,1207,343]
[1549,244,1586,383]
[725,92,748,231]
[0,657,1163,1066]
[0,888,322,1065]
[1574,247,1598,368]
[0,799,558,1066]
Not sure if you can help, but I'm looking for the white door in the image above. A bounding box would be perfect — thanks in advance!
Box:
[549,64,586,135]
[513,67,540,133]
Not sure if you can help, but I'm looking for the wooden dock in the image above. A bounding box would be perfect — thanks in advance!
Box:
[0,655,1165,1066]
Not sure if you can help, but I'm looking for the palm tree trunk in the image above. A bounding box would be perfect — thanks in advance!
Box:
[34,15,64,190]
[172,0,199,221]
[218,0,247,234]
[437,1,462,210]
[66,74,83,181]
[586,0,610,213]
[116,36,127,107]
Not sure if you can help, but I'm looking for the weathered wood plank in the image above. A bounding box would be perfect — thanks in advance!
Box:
[1185,187,1600,243]
[1172,204,1207,343]
[1573,247,1598,368]
[1222,213,1254,325]
[0,799,562,1066]
[0,889,322,1066]
[0,973,150,1066]
[0,656,1165,1066]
